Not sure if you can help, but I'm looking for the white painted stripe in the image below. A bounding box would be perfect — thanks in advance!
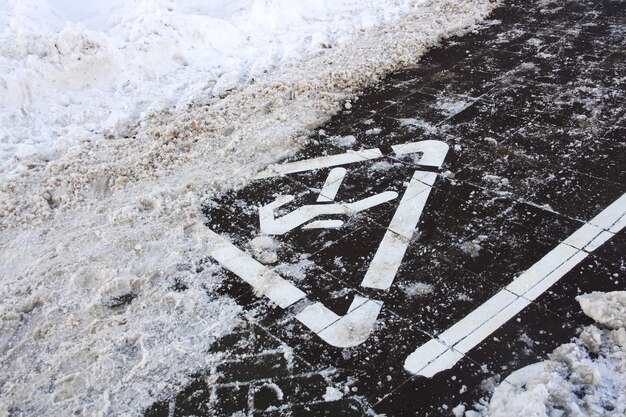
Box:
[296,296,383,348]
[387,172,438,239]
[589,193,626,230]
[391,140,450,167]
[438,290,518,346]
[404,338,450,374]
[317,167,347,202]
[417,349,464,378]
[522,251,589,301]
[453,297,530,354]
[207,230,306,308]
[254,148,383,179]
[405,192,626,377]
[302,220,344,229]
[584,230,615,252]
[360,171,437,290]
[505,244,579,296]
[316,297,383,348]
[563,223,604,249]
[346,191,399,213]
[296,301,349,333]
[609,213,626,234]
[360,232,412,290]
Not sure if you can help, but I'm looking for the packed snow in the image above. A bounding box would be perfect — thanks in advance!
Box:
[468,291,626,417]
[0,0,497,415]
[2,0,466,179]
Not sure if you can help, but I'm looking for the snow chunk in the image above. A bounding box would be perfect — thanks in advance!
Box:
[250,235,279,264]
[331,135,357,148]
[323,386,344,402]
[577,291,626,329]
[401,282,434,297]
[478,291,626,417]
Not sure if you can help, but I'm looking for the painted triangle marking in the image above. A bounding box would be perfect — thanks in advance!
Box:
[207,140,449,348]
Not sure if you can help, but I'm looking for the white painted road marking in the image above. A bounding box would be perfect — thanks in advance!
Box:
[207,229,306,308]
[361,170,439,290]
[391,140,450,167]
[259,191,399,235]
[296,296,383,348]
[254,148,383,179]
[404,192,626,376]
[209,140,449,348]
[317,167,347,202]
[254,140,450,179]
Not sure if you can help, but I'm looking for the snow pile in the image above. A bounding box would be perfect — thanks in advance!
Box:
[473,291,626,417]
[0,0,498,415]
[1,0,444,178]
[578,291,626,330]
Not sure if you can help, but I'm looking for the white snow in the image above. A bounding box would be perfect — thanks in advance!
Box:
[262,382,285,402]
[323,386,344,402]
[1,0,445,178]
[469,291,626,417]
[0,0,497,415]
[401,281,434,297]
[330,134,357,148]
[577,291,626,330]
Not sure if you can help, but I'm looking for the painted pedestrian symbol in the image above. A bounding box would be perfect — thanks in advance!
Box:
[207,140,449,347]
[206,138,626,377]
[259,166,399,235]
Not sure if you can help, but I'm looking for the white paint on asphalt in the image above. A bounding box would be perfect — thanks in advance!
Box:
[207,229,306,308]
[254,148,383,179]
[317,167,347,202]
[302,219,345,229]
[255,140,450,180]
[306,295,383,348]
[212,139,449,347]
[259,191,398,235]
[404,192,626,376]
[360,171,438,290]
[391,140,450,167]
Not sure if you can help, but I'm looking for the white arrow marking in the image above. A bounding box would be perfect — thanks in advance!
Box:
[405,192,626,376]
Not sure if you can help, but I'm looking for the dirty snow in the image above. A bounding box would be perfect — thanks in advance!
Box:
[468,291,626,417]
[578,291,626,329]
[1,0,453,178]
[0,0,497,415]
